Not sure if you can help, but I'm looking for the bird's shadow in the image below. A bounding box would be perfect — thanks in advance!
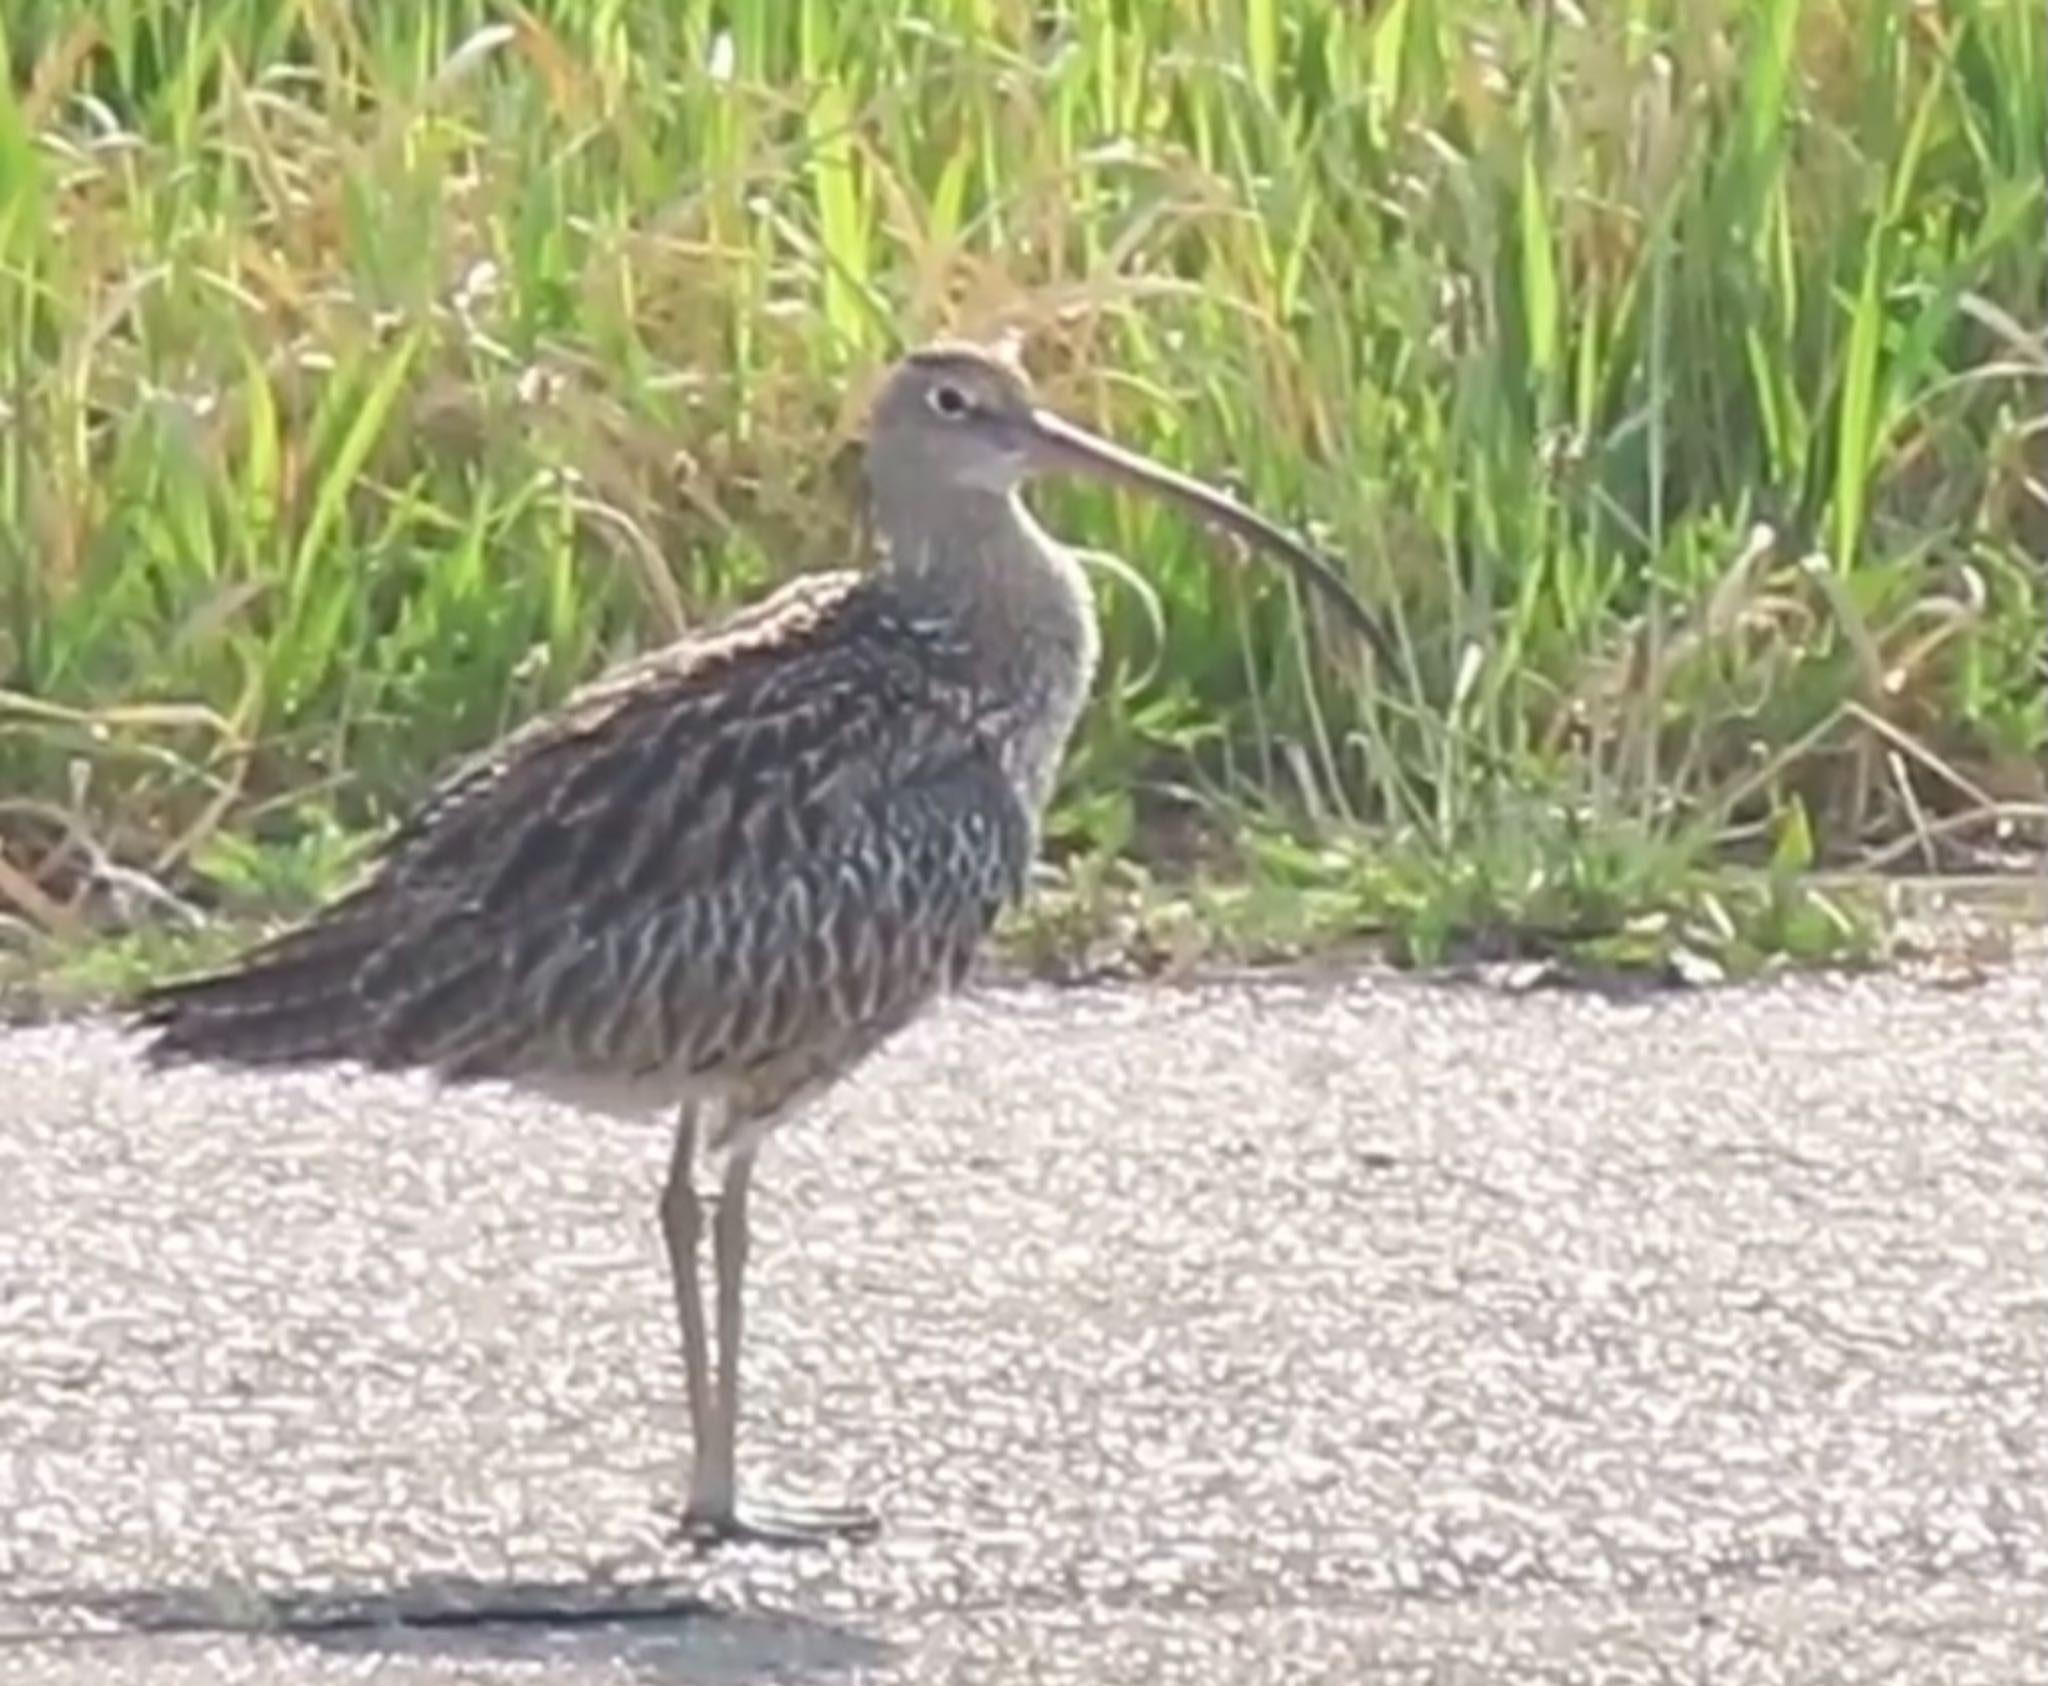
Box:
[11,1570,894,1683]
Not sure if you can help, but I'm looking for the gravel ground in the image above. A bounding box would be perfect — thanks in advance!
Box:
[2,947,2043,1682]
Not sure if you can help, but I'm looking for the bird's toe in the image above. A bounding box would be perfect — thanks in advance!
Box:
[674,1497,880,1553]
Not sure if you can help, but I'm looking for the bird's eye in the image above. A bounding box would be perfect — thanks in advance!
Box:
[928,383,970,420]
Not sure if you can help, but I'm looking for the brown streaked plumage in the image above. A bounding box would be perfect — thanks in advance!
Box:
[132,340,1387,1549]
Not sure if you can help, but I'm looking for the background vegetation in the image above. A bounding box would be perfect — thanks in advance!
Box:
[2,0,2043,980]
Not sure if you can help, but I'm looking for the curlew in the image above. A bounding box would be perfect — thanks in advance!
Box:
[133,341,1385,1549]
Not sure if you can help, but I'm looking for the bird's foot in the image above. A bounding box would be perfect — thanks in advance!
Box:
[674,1498,880,1553]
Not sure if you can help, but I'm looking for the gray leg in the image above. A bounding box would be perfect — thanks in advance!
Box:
[658,1106,717,1520]
[699,1144,755,1514]
[669,1134,878,1551]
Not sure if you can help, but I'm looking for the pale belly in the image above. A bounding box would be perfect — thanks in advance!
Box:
[483,986,937,1157]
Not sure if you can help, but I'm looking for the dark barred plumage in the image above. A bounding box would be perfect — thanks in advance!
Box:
[137,572,1033,1121]
[128,340,1383,1549]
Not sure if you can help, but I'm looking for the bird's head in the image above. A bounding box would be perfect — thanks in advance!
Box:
[865,342,1046,497]
[863,340,1394,663]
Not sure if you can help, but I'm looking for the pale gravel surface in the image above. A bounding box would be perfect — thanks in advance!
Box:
[1,947,2043,1682]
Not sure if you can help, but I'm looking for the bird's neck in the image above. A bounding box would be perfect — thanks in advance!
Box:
[874,485,1102,811]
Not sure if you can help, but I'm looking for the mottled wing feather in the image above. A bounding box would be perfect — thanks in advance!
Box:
[134,572,1034,1093]
[378,570,884,901]
[424,746,1026,1093]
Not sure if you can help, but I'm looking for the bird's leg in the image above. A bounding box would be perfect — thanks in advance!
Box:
[658,1105,718,1523]
[693,1141,752,1519]
[672,1139,878,1551]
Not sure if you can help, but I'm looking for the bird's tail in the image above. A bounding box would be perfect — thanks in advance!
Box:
[131,908,386,1070]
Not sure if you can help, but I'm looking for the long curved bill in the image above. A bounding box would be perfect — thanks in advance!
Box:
[1020,407,1396,671]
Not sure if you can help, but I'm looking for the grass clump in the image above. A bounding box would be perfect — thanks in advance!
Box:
[0,0,2042,982]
